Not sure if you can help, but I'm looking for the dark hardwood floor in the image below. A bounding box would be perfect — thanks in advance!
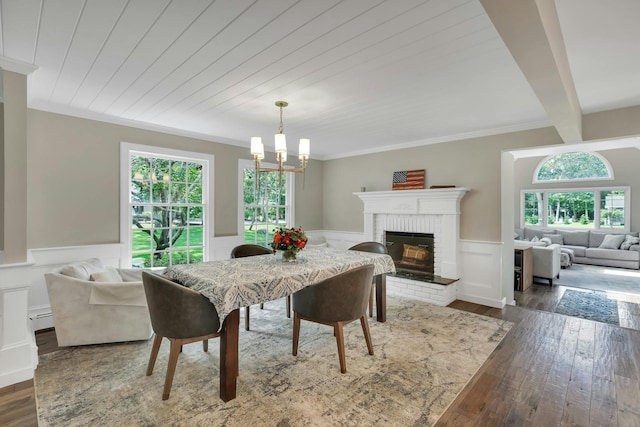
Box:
[437,284,640,426]
[2,288,639,426]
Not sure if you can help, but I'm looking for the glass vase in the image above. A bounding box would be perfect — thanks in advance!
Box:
[282,249,297,263]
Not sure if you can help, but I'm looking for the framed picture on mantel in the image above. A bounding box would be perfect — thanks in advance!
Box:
[392,169,425,190]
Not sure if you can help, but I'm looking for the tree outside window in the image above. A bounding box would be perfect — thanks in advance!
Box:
[536,152,611,182]
[241,163,292,248]
[130,154,205,267]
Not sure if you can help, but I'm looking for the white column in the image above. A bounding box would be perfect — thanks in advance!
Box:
[440,214,460,279]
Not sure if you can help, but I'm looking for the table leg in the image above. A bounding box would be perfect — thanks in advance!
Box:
[375,274,386,323]
[219,308,239,402]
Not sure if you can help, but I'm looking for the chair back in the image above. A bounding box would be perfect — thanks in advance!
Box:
[292,265,374,323]
[142,272,220,339]
[230,244,272,258]
[349,241,387,254]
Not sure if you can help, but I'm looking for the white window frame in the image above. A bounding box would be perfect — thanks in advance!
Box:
[120,142,214,268]
[520,186,631,232]
[237,158,295,239]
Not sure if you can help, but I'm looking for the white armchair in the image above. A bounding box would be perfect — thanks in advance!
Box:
[532,244,561,286]
[44,258,153,346]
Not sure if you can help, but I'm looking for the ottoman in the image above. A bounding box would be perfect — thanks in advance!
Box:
[560,248,574,268]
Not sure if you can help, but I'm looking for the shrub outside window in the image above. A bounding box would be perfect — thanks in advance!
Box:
[521,187,629,231]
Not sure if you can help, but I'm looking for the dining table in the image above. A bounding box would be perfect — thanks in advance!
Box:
[164,246,396,402]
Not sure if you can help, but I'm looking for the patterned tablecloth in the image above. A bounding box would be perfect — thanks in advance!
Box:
[164,246,396,328]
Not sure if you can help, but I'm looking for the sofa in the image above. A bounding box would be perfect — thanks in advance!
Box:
[45,258,153,346]
[515,227,640,270]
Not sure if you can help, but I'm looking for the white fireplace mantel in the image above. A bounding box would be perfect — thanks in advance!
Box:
[354,188,469,280]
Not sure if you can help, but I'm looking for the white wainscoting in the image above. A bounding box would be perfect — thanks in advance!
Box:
[315,230,506,308]
[321,230,366,249]
[456,240,505,308]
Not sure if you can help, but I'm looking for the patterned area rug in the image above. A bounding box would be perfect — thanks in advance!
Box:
[35,296,512,426]
[554,289,620,325]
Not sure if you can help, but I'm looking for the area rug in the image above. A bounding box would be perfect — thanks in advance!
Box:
[35,296,512,426]
[554,289,620,325]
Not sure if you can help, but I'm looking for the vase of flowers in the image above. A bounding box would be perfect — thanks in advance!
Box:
[270,227,308,262]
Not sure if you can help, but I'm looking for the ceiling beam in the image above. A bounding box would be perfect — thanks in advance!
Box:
[480,0,583,143]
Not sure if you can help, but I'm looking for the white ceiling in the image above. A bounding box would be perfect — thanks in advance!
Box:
[0,0,638,160]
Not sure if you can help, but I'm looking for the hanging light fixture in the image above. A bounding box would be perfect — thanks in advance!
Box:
[250,101,310,190]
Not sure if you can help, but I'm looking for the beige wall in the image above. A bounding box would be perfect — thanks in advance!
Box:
[513,147,640,231]
[322,127,562,242]
[24,109,323,249]
[0,103,3,250]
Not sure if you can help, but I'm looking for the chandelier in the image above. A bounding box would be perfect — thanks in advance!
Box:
[250,101,310,189]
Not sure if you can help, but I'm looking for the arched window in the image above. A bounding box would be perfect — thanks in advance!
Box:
[534,152,613,183]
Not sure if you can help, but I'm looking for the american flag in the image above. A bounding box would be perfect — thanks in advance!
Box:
[392,169,425,190]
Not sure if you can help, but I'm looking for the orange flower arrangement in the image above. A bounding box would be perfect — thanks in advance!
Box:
[270,227,308,254]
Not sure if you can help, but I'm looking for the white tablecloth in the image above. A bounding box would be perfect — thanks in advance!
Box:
[164,246,396,328]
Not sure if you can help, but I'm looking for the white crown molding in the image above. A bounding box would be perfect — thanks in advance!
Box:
[0,56,38,75]
[322,120,553,160]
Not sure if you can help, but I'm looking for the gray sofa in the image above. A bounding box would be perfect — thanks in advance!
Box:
[515,227,640,270]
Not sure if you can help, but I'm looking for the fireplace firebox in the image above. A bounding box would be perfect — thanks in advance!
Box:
[384,231,455,285]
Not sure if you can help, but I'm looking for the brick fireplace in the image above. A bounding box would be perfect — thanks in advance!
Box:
[355,188,468,305]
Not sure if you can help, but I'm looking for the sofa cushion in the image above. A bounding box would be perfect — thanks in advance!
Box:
[556,230,589,247]
[543,234,563,245]
[514,228,524,240]
[60,258,105,281]
[620,235,640,250]
[90,267,123,283]
[599,234,626,249]
[585,247,640,262]
[524,227,555,241]
[562,245,586,257]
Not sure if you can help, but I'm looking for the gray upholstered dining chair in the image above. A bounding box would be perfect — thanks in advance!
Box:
[348,242,387,317]
[292,264,375,373]
[142,271,221,400]
[230,244,291,331]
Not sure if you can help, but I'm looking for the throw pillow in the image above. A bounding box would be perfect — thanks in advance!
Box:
[620,235,640,250]
[543,234,563,245]
[531,236,539,242]
[90,266,123,282]
[539,237,552,246]
[60,258,105,281]
[599,234,626,250]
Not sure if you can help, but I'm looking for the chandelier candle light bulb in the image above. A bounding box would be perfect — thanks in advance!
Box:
[250,100,310,190]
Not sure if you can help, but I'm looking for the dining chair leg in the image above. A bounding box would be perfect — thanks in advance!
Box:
[146,334,163,376]
[163,339,183,400]
[292,312,301,356]
[203,339,208,352]
[368,286,374,318]
[334,322,347,373]
[286,296,291,318]
[245,306,250,331]
[360,316,374,355]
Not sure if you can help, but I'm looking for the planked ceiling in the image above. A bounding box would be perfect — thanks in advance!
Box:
[0,0,638,160]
